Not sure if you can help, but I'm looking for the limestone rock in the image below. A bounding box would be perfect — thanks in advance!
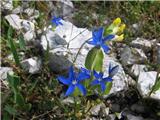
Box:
[21,57,42,74]
[137,71,157,98]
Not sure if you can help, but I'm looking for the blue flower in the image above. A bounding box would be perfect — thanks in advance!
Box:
[87,27,115,53]
[78,67,91,80]
[91,71,112,92]
[52,16,63,26]
[58,66,90,96]
[91,64,119,92]
[108,63,119,78]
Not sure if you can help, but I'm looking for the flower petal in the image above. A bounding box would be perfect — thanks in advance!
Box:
[101,44,110,53]
[65,85,75,96]
[100,82,106,92]
[91,79,99,85]
[93,27,103,41]
[69,66,75,80]
[57,76,71,85]
[99,72,103,78]
[87,39,97,45]
[109,65,119,77]
[77,84,87,95]
[103,77,113,82]
[103,34,115,42]
[93,70,100,78]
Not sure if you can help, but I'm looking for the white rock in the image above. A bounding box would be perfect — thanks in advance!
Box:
[120,46,147,65]
[137,71,157,97]
[0,67,13,80]
[5,14,23,30]
[1,0,13,10]
[131,64,148,76]
[104,55,131,94]
[62,97,74,105]
[21,57,41,74]
[5,14,35,41]
[131,37,156,51]
[90,103,107,116]
[60,0,74,16]
[12,6,23,14]
[41,20,92,50]
[132,23,139,30]
[24,8,40,19]
[151,90,160,100]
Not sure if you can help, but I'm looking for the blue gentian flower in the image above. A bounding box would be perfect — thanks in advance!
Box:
[58,66,90,96]
[78,67,91,80]
[91,64,119,92]
[108,63,119,77]
[87,27,115,53]
[91,71,112,92]
[52,16,63,26]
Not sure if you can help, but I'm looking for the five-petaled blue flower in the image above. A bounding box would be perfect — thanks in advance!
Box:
[52,16,63,26]
[91,64,119,92]
[58,66,90,96]
[87,27,115,53]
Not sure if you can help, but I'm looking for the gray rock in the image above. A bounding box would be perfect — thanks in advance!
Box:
[48,47,86,73]
[131,104,148,114]
[126,114,145,120]
[21,57,42,74]
[1,0,13,11]
[0,67,13,80]
[90,103,108,116]
[120,46,147,65]
[131,64,148,77]
[137,71,158,98]
[111,104,120,112]
[51,0,74,20]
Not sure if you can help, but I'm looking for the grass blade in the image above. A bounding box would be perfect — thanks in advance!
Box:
[7,27,20,66]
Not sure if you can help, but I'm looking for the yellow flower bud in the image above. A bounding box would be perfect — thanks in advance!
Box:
[118,24,126,33]
[113,34,124,42]
[113,18,121,26]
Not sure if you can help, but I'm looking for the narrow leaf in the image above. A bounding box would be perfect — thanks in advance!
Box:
[7,27,20,66]
[18,33,26,50]
[4,105,17,115]
[104,82,112,95]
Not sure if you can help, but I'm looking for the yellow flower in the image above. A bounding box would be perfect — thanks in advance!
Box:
[118,24,126,33]
[114,34,124,42]
[113,18,121,26]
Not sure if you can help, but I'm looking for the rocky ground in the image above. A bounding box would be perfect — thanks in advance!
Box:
[1,1,160,120]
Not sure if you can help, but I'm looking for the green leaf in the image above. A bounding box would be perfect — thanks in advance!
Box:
[85,47,104,71]
[7,27,20,66]
[3,112,10,120]
[104,24,115,36]
[152,78,160,93]
[15,92,25,106]
[4,105,17,115]
[18,33,26,50]
[7,74,20,92]
[104,82,112,95]
[23,103,32,111]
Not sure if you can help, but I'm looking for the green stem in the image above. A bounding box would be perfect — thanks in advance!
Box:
[72,38,91,65]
